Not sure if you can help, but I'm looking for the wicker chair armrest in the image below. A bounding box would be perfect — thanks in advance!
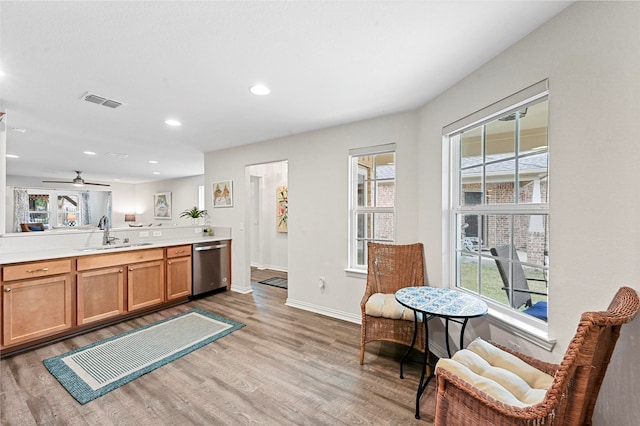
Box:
[360,283,374,309]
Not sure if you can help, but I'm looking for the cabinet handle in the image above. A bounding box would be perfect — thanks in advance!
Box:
[167,261,172,265]
[175,250,185,254]
[129,267,133,271]
[119,269,123,273]
[4,288,10,292]
[26,267,49,273]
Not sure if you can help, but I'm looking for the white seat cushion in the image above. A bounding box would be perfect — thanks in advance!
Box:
[435,337,553,407]
[365,293,422,321]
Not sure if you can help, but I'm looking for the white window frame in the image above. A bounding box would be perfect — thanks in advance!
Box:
[347,143,396,272]
[444,80,555,350]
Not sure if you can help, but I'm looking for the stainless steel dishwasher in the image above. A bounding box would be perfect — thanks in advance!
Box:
[192,241,230,296]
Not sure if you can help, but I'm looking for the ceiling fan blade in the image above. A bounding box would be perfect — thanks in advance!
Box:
[41,179,111,187]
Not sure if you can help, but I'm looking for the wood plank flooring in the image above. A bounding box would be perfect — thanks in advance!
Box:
[251,266,287,283]
[0,280,436,425]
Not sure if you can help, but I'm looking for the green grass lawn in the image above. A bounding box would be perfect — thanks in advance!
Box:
[459,257,547,309]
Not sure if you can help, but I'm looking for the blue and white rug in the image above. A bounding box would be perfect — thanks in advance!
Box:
[44,309,244,404]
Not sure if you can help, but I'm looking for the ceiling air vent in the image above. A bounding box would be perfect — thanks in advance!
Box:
[81,92,125,109]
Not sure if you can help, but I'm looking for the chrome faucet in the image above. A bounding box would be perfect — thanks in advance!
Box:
[98,215,119,245]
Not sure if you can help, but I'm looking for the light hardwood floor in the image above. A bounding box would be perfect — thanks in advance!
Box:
[251,267,288,283]
[0,281,436,425]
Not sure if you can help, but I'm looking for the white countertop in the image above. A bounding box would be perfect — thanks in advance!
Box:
[0,227,231,265]
[0,230,231,265]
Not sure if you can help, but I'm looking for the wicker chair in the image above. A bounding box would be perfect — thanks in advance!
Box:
[360,242,427,365]
[434,286,640,425]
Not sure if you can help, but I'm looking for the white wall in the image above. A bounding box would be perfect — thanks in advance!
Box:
[418,2,640,424]
[247,161,288,271]
[0,119,6,234]
[204,110,420,311]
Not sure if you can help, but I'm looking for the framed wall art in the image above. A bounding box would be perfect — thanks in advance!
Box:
[212,180,233,207]
[277,186,288,232]
[153,192,172,219]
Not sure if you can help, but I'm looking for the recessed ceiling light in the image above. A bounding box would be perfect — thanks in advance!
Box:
[149,160,158,164]
[165,119,181,127]
[83,151,97,155]
[6,154,19,158]
[250,84,271,96]
[152,171,161,175]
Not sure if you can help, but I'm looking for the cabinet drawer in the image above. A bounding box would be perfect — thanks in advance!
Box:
[77,248,164,271]
[167,245,191,258]
[3,259,72,281]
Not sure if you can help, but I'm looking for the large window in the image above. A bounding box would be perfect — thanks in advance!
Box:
[349,144,396,270]
[448,85,549,327]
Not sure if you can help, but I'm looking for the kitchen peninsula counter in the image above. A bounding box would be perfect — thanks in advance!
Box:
[0,225,231,265]
[0,226,232,357]
[0,235,229,264]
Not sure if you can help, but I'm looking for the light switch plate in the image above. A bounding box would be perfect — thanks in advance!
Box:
[152,230,162,237]
[139,231,149,238]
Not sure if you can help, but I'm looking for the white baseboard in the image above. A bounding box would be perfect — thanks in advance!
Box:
[230,282,253,294]
[285,297,361,324]
[250,263,288,273]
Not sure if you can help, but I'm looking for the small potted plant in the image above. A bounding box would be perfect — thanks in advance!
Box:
[179,206,208,225]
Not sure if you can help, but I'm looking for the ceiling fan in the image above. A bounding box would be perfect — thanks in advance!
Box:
[42,171,111,187]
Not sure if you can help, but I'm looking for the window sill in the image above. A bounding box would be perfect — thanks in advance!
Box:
[486,306,556,352]
[345,268,367,278]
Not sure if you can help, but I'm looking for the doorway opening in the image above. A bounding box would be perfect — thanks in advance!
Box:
[246,160,288,286]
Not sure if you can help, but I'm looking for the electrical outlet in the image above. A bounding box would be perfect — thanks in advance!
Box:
[139,231,149,238]
[194,228,202,233]
[152,230,162,237]
[508,340,521,351]
[319,276,326,288]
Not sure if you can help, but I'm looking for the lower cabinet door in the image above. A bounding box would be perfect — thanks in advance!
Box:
[2,274,73,346]
[127,260,165,311]
[77,266,125,325]
[167,256,192,300]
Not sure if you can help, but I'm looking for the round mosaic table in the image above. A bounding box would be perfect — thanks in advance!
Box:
[395,286,488,419]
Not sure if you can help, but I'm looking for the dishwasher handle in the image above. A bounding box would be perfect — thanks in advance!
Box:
[195,244,227,251]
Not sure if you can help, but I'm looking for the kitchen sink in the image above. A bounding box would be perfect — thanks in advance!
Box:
[76,242,154,252]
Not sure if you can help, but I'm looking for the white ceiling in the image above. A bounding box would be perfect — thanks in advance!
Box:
[1,1,572,185]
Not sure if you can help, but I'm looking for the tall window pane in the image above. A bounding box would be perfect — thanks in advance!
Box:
[451,95,549,323]
[349,147,396,270]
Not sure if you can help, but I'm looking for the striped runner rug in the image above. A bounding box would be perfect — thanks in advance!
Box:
[44,309,244,404]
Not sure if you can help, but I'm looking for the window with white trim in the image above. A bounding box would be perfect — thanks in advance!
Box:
[348,144,396,270]
[447,83,549,327]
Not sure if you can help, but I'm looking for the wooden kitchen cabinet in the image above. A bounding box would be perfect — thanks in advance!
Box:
[77,248,165,316]
[0,240,217,356]
[166,245,192,300]
[127,260,164,311]
[77,266,125,325]
[1,259,73,347]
